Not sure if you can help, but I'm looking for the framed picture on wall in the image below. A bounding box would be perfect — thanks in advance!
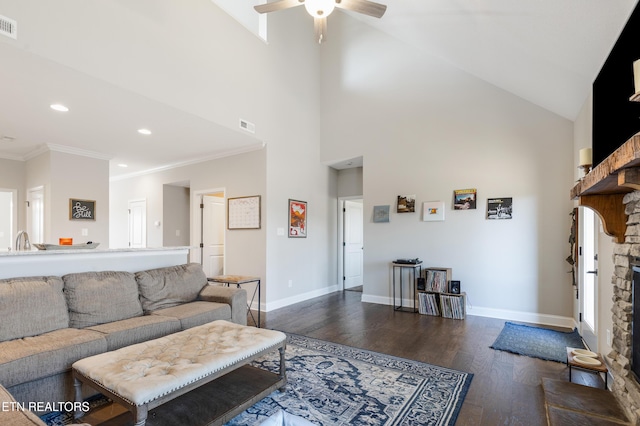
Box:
[453,189,477,210]
[422,201,445,221]
[69,199,96,221]
[397,195,416,213]
[487,197,513,219]
[288,199,307,238]
[373,205,390,223]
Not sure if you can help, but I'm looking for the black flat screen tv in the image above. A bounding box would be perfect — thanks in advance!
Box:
[593,2,640,167]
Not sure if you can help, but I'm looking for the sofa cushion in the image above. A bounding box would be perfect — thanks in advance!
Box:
[0,276,69,342]
[151,301,231,330]
[136,263,207,313]
[86,315,181,351]
[63,271,143,329]
[0,328,107,388]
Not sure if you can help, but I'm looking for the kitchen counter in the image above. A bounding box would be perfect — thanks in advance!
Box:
[0,246,193,279]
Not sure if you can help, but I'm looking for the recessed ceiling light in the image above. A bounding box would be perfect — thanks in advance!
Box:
[138,128,152,135]
[117,163,128,168]
[50,104,69,112]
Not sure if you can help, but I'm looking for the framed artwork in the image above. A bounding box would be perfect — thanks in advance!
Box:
[69,199,96,221]
[487,197,513,219]
[373,205,390,223]
[227,195,261,229]
[423,201,445,222]
[288,199,307,238]
[454,189,477,210]
[397,195,416,213]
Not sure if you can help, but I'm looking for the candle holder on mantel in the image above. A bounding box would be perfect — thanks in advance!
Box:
[578,147,592,178]
[632,59,640,102]
[579,163,592,177]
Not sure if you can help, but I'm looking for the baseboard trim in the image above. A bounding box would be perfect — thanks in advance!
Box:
[360,294,575,329]
[263,285,340,312]
[468,306,576,329]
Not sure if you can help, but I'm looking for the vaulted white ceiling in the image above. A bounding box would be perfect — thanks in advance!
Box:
[0,0,637,177]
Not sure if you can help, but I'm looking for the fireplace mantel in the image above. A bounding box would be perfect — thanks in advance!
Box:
[570,133,640,243]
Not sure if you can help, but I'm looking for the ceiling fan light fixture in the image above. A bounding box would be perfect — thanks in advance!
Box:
[304,0,335,18]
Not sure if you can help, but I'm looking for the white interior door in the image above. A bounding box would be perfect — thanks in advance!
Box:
[344,199,364,289]
[579,207,598,350]
[27,187,43,244]
[128,200,147,248]
[202,194,225,277]
[0,189,16,251]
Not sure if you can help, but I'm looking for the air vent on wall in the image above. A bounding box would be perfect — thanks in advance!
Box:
[239,119,255,134]
[0,15,17,40]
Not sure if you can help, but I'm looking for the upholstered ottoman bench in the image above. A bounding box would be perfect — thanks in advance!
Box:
[72,320,287,426]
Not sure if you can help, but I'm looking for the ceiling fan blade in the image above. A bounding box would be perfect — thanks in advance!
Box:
[314,17,327,44]
[335,0,387,18]
[254,0,304,14]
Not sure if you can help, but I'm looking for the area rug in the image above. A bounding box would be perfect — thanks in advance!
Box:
[490,321,585,363]
[226,334,473,425]
[41,334,473,426]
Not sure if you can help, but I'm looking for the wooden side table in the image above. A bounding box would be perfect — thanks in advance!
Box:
[566,347,608,389]
[208,275,261,328]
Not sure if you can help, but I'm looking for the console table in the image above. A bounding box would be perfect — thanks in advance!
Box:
[392,262,422,313]
[208,275,261,327]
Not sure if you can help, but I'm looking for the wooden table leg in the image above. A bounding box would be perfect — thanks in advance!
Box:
[73,376,84,419]
[132,404,148,426]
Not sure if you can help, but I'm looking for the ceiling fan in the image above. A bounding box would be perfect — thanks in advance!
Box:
[254,0,387,44]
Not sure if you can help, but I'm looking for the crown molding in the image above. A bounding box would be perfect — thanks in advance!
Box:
[45,143,114,161]
[10,143,114,162]
[110,143,265,182]
[0,152,26,161]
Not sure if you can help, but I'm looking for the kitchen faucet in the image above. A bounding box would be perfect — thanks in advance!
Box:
[15,230,31,251]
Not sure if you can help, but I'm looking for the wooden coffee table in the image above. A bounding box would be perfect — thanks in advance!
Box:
[566,347,608,388]
[72,320,286,426]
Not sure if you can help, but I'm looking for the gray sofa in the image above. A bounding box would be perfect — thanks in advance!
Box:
[0,263,247,414]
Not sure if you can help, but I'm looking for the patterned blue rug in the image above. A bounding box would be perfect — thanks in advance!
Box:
[226,334,473,426]
[41,335,472,426]
[490,322,585,363]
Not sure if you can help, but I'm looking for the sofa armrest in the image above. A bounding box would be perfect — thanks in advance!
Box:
[198,285,248,326]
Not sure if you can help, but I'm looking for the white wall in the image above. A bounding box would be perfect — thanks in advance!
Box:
[24,151,109,246]
[337,167,363,198]
[259,9,339,309]
[162,185,190,247]
[48,151,109,246]
[320,14,575,324]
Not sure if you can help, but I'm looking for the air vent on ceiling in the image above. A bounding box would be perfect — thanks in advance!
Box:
[0,15,17,40]
[239,119,255,134]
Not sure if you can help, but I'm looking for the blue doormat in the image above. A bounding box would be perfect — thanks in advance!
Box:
[490,322,585,363]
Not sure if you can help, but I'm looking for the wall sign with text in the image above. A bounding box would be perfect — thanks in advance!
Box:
[69,199,96,221]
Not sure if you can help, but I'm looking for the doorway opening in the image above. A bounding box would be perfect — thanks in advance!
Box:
[579,206,598,350]
[0,188,16,251]
[27,187,43,245]
[128,199,147,248]
[192,189,226,278]
[340,198,363,292]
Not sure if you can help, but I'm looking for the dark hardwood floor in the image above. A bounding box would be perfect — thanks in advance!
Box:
[262,290,603,426]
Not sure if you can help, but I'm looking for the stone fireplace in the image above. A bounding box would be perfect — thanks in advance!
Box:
[571,135,640,423]
[610,191,640,422]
